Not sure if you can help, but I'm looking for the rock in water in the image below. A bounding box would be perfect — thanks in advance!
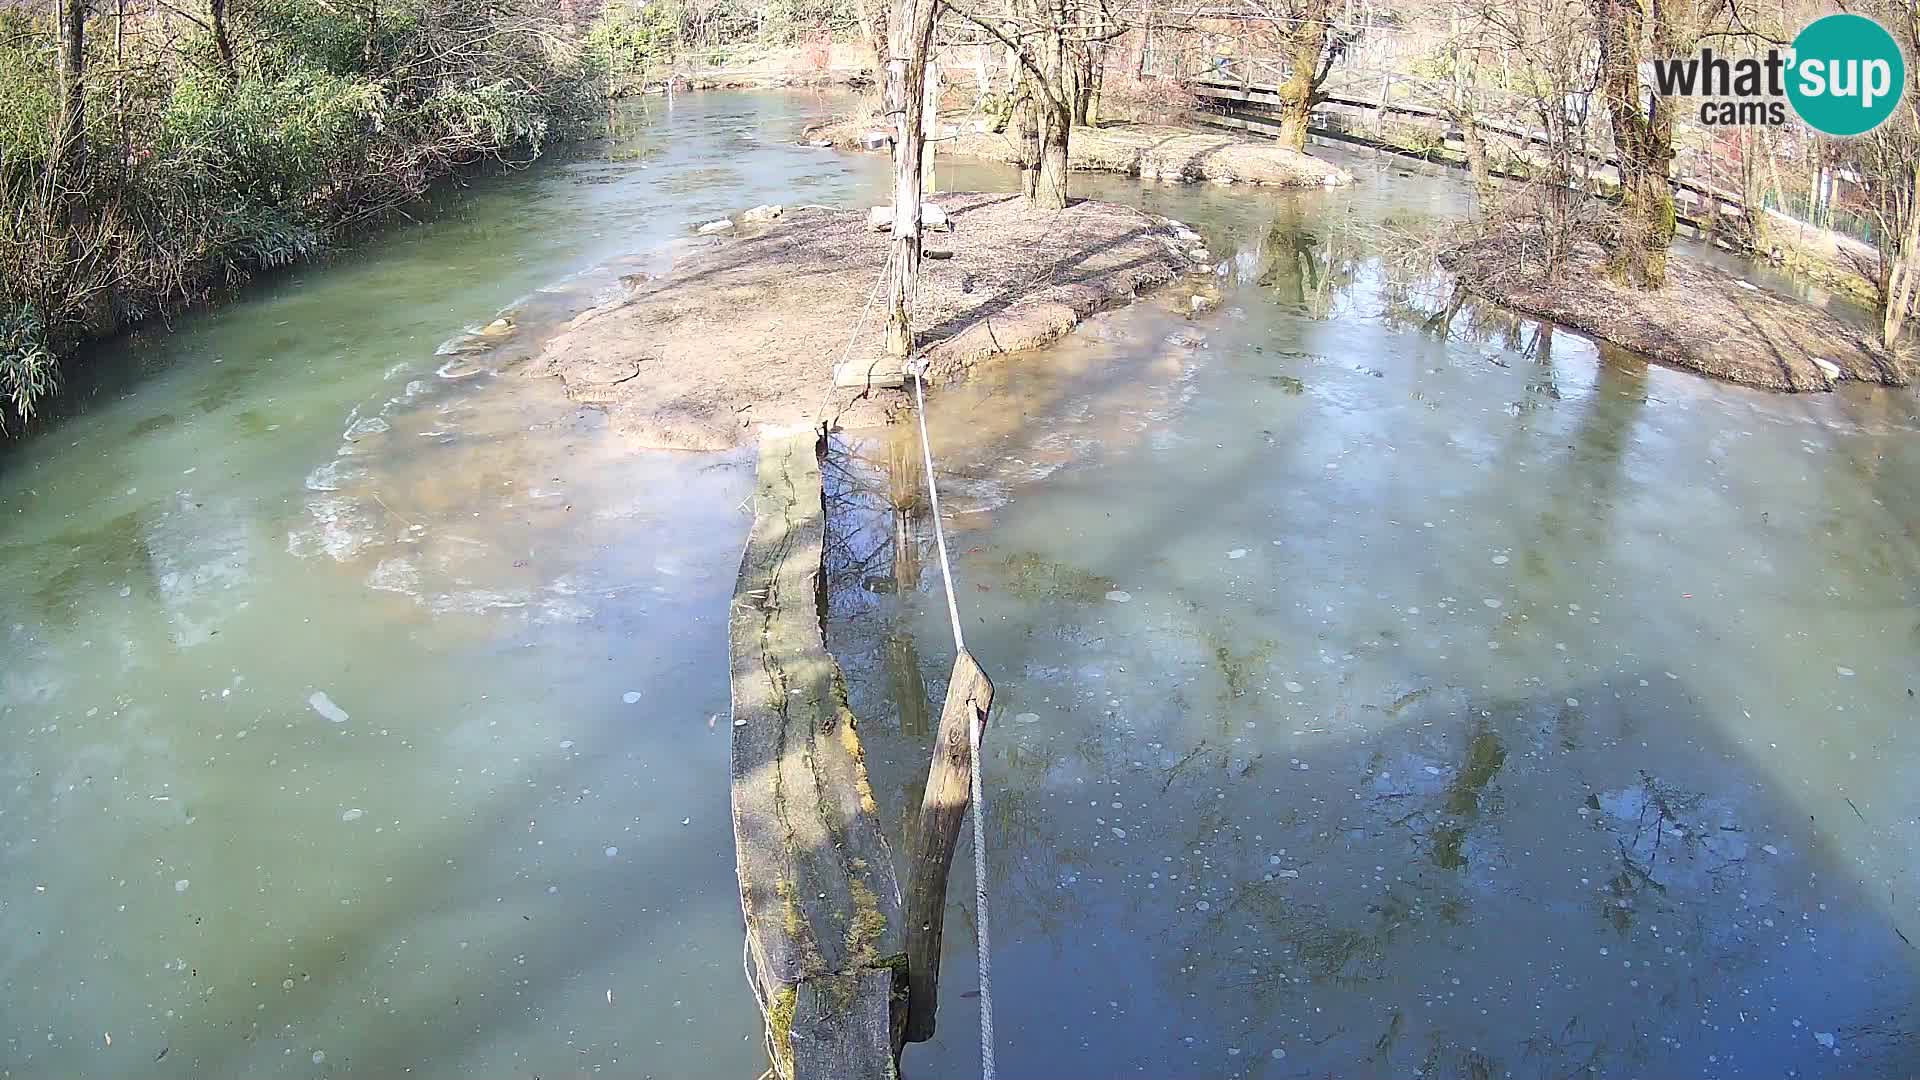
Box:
[697,219,735,235]
[742,204,783,223]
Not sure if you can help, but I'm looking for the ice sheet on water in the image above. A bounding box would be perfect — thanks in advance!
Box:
[308,691,350,723]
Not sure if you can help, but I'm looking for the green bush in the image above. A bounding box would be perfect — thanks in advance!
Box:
[0,0,604,428]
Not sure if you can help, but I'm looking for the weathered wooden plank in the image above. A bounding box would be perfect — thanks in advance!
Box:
[902,649,994,1043]
[730,430,906,1080]
[790,970,898,1080]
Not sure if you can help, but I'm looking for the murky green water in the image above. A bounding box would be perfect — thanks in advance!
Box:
[6,91,1918,1080]
[830,167,1920,1076]
[0,92,888,1079]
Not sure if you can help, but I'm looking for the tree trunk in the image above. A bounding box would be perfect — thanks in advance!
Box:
[1883,163,1920,350]
[51,0,87,187]
[1588,0,1676,287]
[1035,98,1069,209]
[1012,77,1039,201]
[855,0,891,83]
[1273,14,1328,153]
[883,0,939,357]
[1462,117,1493,202]
[212,0,239,80]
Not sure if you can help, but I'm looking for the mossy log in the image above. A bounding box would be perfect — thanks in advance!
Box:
[730,431,907,1080]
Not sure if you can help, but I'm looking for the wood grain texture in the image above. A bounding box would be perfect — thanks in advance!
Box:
[730,431,906,1080]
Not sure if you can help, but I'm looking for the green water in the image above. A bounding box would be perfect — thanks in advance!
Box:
[0,92,888,1079]
[4,91,1918,1080]
[829,166,1920,1077]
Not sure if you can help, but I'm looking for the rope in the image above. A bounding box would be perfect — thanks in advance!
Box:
[908,363,994,1080]
[814,243,899,427]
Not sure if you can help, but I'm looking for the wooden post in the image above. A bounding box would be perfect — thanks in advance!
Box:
[924,57,940,195]
[885,0,941,358]
[901,649,994,1043]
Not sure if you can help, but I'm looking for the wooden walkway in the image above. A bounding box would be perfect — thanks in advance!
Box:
[730,431,905,1080]
[1186,67,1754,236]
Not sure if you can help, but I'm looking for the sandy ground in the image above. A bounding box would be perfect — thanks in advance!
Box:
[1441,231,1911,392]
[532,192,1204,449]
[810,115,1353,188]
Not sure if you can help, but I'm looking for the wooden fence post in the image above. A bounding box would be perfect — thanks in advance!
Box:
[901,649,994,1043]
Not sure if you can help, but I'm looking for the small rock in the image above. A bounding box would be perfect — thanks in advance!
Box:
[696,219,734,235]
[741,204,783,223]
[871,203,950,232]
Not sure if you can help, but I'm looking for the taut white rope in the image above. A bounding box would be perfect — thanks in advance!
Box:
[908,364,994,1080]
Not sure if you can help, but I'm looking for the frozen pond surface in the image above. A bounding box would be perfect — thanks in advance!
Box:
[829,167,1920,1077]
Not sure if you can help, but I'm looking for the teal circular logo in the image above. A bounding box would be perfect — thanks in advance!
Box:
[1787,14,1906,136]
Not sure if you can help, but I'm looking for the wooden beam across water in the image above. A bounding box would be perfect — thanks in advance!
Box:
[730,430,906,1080]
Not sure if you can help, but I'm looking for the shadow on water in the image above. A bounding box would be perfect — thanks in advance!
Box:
[819,168,1920,1077]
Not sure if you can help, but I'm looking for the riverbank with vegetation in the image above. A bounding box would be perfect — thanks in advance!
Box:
[1442,226,1911,391]
[0,0,606,430]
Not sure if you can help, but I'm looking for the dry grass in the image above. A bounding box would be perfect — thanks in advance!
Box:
[1442,226,1912,392]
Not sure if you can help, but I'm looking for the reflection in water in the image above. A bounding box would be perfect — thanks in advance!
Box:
[0,92,890,1080]
[828,162,1920,1077]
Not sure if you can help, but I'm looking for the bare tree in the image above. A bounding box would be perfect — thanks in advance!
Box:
[1850,0,1920,349]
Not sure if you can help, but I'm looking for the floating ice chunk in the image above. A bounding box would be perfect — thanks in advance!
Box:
[1105,590,1132,603]
[341,808,364,822]
[1836,666,1856,677]
[174,879,190,892]
[606,846,620,858]
[1815,1032,1836,1049]
[343,416,390,441]
[1227,549,1247,560]
[309,691,350,724]
[622,691,642,704]
[1283,681,1304,694]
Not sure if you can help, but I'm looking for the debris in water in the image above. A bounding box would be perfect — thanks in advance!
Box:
[1284,681,1304,694]
[1836,666,1856,677]
[308,692,349,724]
[606,847,619,858]
[560,740,575,750]
[1195,900,1211,911]
[1491,555,1509,565]
[1014,712,1040,724]
[1816,1032,1836,1049]
[622,691,642,704]
[1763,844,1780,855]
[312,1050,326,1064]
[174,879,190,893]
[341,808,364,822]
[1483,598,1503,609]
[1105,590,1132,602]
[1227,549,1247,559]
